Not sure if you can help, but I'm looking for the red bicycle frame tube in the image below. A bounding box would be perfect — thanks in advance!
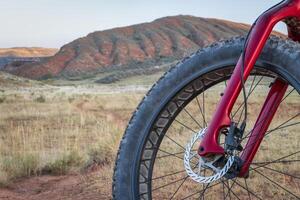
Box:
[198,0,300,176]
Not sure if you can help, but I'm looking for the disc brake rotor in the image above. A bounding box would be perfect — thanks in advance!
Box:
[184,128,235,184]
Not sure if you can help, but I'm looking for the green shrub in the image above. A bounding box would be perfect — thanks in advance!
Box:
[42,151,85,175]
[0,97,5,104]
[1,153,39,180]
[87,143,115,167]
[68,97,75,103]
[35,95,46,103]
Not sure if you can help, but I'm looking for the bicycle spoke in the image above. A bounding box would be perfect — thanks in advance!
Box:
[228,181,232,200]
[180,181,222,199]
[241,113,300,148]
[183,107,203,129]
[201,83,207,125]
[222,181,226,199]
[223,181,242,200]
[280,88,295,103]
[236,75,258,124]
[266,121,300,134]
[156,151,185,159]
[224,178,237,199]
[253,159,300,165]
[202,85,206,127]
[199,183,210,200]
[152,175,189,192]
[174,119,198,133]
[232,75,262,118]
[252,164,300,179]
[252,168,300,199]
[246,111,299,139]
[169,176,189,199]
[234,180,262,200]
[157,149,198,165]
[151,163,199,186]
[244,178,252,200]
[155,149,196,160]
[196,96,207,127]
[200,170,207,200]
[146,169,187,183]
[251,150,300,170]
[139,173,193,197]
[143,151,186,162]
[164,134,186,150]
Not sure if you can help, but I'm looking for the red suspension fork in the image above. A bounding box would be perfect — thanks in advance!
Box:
[198,0,300,174]
[239,79,288,176]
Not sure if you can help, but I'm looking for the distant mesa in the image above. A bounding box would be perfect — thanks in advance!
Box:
[0,47,58,70]
[0,47,57,58]
[2,15,251,79]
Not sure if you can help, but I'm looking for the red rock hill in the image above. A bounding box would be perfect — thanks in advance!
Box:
[3,15,249,79]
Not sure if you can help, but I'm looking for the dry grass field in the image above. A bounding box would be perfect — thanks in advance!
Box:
[0,81,145,199]
[0,73,299,199]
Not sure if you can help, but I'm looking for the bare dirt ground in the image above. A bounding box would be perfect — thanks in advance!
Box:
[0,167,111,200]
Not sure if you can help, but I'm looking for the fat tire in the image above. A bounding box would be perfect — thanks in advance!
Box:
[112,36,300,199]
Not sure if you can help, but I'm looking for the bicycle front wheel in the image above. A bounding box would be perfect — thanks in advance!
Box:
[113,36,300,199]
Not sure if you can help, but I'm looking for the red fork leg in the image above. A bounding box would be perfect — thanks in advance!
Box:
[198,0,300,157]
[238,79,288,177]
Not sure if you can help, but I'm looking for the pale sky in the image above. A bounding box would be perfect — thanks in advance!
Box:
[0,0,285,48]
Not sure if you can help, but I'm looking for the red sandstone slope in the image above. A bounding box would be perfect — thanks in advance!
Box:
[3,15,250,79]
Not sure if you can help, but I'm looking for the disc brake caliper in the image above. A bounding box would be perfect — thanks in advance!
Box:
[225,122,246,154]
[224,122,246,178]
